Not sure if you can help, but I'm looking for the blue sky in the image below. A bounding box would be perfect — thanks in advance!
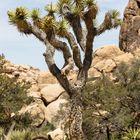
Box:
[0,0,128,71]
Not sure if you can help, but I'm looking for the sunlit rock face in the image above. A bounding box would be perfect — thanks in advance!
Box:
[119,0,140,52]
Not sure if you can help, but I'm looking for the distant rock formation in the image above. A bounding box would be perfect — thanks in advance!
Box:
[119,0,140,52]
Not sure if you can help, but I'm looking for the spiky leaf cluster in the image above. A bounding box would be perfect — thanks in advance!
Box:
[8,7,31,34]
[15,7,28,20]
[42,16,56,31]
[109,10,120,19]
[84,0,96,7]
[45,3,57,16]
[72,6,83,16]
[122,128,140,140]
[7,10,16,24]
[30,9,43,28]
[56,19,69,36]
[57,0,72,14]
[31,8,40,21]
[8,7,28,24]
[109,10,121,28]
[103,10,121,29]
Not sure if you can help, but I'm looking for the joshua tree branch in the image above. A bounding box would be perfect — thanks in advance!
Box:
[24,22,55,56]
[48,32,74,74]
[43,43,73,96]
[31,24,47,44]
[83,9,95,71]
[13,20,48,47]
[48,34,71,61]
[77,7,96,83]
[96,12,121,35]
[61,4,86,51]
[30,23,74,93]
[64,31,83,69]
[20,21,73,74]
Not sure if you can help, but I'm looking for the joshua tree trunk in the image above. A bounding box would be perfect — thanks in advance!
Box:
[68,89,85,140]
[44,46,87,140]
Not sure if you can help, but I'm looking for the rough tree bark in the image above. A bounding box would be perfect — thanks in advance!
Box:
[8,1,121,139]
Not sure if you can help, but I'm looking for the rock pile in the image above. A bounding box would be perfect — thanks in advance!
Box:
[4,61,40,84]
[3,59,68,139]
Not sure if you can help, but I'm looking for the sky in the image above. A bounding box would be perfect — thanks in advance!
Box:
[0,0,129,71]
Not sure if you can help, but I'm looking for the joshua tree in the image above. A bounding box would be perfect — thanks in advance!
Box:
[8,0,121,139]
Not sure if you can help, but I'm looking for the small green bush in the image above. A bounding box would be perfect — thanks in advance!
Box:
[10,129,34,140]
[0,55,32,130]
[82,58,140,140]
[0,55,57,140]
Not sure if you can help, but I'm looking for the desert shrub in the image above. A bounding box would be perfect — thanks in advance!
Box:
[0,55,58,140]
[0,55,32,130]
[10,129,34,140]
[82,58,140,140]
[0,122,55,140]
[122,128,140,140]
